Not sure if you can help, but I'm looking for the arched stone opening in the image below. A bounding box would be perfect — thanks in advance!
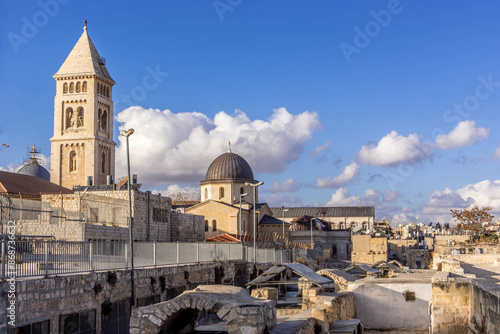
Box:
[130,285,276,334]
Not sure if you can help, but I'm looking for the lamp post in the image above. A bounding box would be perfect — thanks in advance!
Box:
[310,216,314,249]
[245,181,264,263]
[282,207,289,247]
[120,128,135,305]
[239,193,248,240]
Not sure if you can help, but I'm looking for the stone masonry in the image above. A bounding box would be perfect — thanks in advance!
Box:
[130,285,277,334]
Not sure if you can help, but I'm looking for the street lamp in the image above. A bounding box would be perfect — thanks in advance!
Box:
[245,181,264,263]
[310,216,315,249]
[239,193,248,240]
[282,207,289,247]
[120,128,135,305]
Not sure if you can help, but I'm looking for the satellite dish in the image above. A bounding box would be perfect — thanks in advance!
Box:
[352,225,363,233]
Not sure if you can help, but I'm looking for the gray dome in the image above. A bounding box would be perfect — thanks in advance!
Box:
[205,152,254,181]
[18,163,50,181]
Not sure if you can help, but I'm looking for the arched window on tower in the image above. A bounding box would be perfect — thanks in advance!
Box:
[204,220,209,232]
[101,152,106,174]
[101,110,108,132]
[82,81,87,92]
[219,187,224,199]
[65,107,74,129]
[69,151,77,172]
[69,82,74,93]
[76,82,81,93]
[106,87,109,98]
[77,107,84,127]
[97,108,102,130]
[212,220,217,232]
[63,83,68,94]
[204,188,208,201]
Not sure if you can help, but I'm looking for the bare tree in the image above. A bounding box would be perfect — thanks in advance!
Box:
[450,206,494,232]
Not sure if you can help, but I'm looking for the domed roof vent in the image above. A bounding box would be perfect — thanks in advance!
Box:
[17,145,50,182]
[204,144,254,182]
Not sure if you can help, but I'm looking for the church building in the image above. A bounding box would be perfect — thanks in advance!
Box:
[186,145,273,240]
[50,22,116,189]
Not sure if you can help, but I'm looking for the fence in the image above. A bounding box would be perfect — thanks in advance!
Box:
[0,240,293,279]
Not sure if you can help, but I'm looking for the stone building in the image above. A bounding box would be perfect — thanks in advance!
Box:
[351,234,388,264]
[50,23,116,189]
[186,146,272,240]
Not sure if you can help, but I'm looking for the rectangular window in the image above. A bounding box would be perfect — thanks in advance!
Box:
[60,309,96,334]
[10,320,50,334]
[102,299,130,334]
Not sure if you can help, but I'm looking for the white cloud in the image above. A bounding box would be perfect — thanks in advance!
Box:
[358,131,432,166]
[325,188,360,206]
[271,178,301,193]
[421,180,500,225]
[494,145,500,160]
[0,153,50,173]
[315,162,360,188]
[435,120,489,150]
[152,184,199,197]
[115,107,321,184]
[310,141,332,157]
[383,190,400,202]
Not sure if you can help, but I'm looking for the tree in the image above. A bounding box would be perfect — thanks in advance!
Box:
[167,191,200,202]
[450,206,494,232]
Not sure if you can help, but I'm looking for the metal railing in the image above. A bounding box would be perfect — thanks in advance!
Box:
[0,240,292,279]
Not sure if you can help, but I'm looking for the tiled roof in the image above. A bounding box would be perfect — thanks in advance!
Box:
[271,206,375,218]
[259,214,290,225]
[0,171,72,195]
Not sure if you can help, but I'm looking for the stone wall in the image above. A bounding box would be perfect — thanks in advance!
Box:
[351,235,387,264]
[170,211,204,242]
[470,279,500,334]
[430,272,470,334]
[0,261,272,334]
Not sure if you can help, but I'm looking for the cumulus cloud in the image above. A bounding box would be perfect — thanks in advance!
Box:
[152,184,200,199]
[358,131,432,166]
[310,141,332,157]
[494,145,500,160]
[260,193,305,207]
[315,162,360,188]
[325,188,359,206]
[435,120,489,150]
[115,107,321,184]
[421,179,500,224]
[271,178,301,193]
[0,153,50,173]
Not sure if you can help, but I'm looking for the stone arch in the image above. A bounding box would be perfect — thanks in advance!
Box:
[69,151,77,172]
[101,151,106,174]
[76,81,81,93]
[82,81,87,92]
[212,219,217,232]
[219,187,224,199]
[204,220,209,232]
[63,82,68,94]
[130,285,276,334]
[106,86,109,97]
[101,109,108,132]
[65,107,74,129]
[77,107,84,127]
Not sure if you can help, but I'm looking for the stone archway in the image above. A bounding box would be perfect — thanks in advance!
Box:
[130,285,276,334]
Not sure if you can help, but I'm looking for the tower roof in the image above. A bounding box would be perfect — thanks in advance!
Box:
[54,23,114,83]
[17,145,50,181]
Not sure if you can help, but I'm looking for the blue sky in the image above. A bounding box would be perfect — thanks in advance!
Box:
[1,1,500,225]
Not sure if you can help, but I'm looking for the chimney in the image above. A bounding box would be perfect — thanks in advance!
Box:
[85,176,93,186]
[132,174,137,184]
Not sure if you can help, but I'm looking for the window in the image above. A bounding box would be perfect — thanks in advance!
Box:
[69,82,74,93]
[82,81,87,92]
[101,299,130,334]
[63,82,68,94]
[76,81,81,93]
[204,220,209,232]
[10,319,50,334]
[204,188,208,201]
[69,151,77,172]
[101,152,106,173]
[339,223,344,230]
[60,310,96,334]
[240,187,244,194]
[212,219,217,231]
[106,87,109,97]
[101,110,108,132]
[98,108,102,130]
[77,107,84,127]
[66,107,74,129]
[219,187,224,199]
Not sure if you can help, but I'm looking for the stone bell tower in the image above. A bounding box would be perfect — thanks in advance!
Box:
[50,22,116,188]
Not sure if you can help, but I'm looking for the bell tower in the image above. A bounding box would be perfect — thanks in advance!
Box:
[50,22,116,188]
